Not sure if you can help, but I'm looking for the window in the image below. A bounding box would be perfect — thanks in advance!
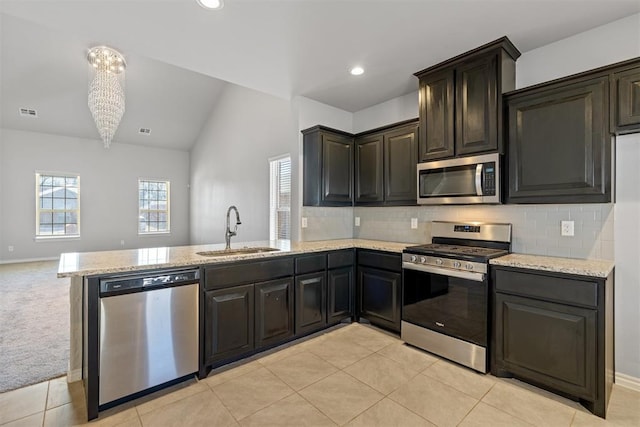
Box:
[36,173,80,237]
[270,156,291,240]
[138,179,170,234]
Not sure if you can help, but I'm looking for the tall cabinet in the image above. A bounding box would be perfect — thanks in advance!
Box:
[414,37,520,161]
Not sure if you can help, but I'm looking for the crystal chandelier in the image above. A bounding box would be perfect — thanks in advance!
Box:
[87,46,126,148]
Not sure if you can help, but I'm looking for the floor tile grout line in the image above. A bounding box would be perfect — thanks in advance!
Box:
[293,389,340,426]
[478,395,573,427]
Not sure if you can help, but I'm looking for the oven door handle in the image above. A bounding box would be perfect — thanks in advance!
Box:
[402,262,485,282]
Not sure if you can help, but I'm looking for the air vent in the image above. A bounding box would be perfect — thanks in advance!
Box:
[19,108,38,117]
[139,128,151,135]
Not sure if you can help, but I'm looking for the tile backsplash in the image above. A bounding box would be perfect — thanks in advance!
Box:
[301,204,614,260]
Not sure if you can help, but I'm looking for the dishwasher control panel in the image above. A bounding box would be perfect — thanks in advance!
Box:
[100,269,200,295]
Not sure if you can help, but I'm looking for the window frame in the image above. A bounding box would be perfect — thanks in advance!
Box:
[269,155,291,241]
[35,172,81,240]
[138,178,171,235]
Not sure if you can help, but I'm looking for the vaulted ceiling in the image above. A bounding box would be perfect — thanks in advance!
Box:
[1,0,638,150]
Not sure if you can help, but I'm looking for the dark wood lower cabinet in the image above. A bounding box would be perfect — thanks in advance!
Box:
[358,266,401,332]
[255,278,294,348]
[204,284,254,365]
[327,267,353,324]
[295,272,327,335]
[492,266,614,418]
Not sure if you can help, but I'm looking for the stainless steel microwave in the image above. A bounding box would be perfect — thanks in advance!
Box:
[417,152,501,205]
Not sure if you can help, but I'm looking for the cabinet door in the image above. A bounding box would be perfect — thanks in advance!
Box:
[358,266,401,332]
[295,272,327,335]
[355,133,384,204]
[455,55,498,155]
[384,124,418,204]
[507,76,610,203]
[614,67,640,132]
[204,284,254,364]
[322,132,353,204]
[255,278,294,348]
[327,267,354,324]
[495,293,596,399]
[418,70,455,161]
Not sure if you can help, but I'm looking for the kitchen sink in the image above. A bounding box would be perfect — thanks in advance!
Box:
[196,247,280,257]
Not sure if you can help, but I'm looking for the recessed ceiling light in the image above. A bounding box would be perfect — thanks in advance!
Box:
[350,66,364,76]
[197,0,224,10]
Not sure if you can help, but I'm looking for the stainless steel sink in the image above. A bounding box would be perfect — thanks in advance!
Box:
[196,247,280,257]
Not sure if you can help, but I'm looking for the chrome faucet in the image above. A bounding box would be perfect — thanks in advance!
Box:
[225,205,242,250]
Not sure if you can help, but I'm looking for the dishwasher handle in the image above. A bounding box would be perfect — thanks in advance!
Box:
[100,269,200,297]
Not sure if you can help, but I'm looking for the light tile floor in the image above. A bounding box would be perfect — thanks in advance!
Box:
[1,323,639,426]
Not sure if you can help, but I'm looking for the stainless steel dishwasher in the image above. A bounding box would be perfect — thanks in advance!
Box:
[98,268,199,406]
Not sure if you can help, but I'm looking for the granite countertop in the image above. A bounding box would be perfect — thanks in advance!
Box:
[490,253,614,278]
[57,239,413,278]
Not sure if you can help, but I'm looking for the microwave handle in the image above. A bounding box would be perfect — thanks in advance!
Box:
[475,164,483,196]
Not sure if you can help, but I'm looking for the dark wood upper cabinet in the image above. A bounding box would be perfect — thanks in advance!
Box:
[418,70,455,160]
[506,76,610,203]
[384,123,418,203]
[355,133,384,203]
[415,37,520,161]
[455,55,498,155]
[354,120,418,206]
[612,65,640,134]
[303,126,353,206]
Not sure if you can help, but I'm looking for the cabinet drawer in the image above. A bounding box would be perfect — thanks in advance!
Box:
[295,253,326,274]
[357,250,401,271]
[204,258,294,290]
[328,250,354,269]
[494,269,597,308]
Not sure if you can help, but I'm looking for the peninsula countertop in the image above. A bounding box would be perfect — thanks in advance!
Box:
[57,239,414,278]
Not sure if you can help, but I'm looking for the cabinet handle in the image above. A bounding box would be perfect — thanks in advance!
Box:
[435,322,445,327]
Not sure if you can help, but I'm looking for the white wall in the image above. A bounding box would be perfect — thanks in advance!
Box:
[353,91,418,133]
[190,84,298,245]
[614,134,640,383]
[0,128,190,262]
[517,13,640,89]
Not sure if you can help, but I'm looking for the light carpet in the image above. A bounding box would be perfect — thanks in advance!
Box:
[0,260,69,393]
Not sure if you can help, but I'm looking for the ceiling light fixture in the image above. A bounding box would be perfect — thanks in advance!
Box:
[350,66,364,76]
[87,46,126,148]
[197,0,224,10]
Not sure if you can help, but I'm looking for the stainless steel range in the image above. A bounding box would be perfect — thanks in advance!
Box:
[401,221,512,372]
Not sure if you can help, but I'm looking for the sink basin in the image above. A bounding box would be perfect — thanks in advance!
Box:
[196,247,280,257]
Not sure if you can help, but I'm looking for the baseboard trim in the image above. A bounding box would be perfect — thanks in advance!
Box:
[67,369,82,383]
[0,257,58,265]
[615,372,640,392]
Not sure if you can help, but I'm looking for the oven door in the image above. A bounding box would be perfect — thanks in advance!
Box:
[402,262,487,347]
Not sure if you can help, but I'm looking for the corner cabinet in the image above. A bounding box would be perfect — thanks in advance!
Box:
[355,120,419,206]
[492,266,614,418]
[505,75,610,203]
[415,37,520,161]
[612,65,640,134]
[303,126,353,206]
[327,249,355,324]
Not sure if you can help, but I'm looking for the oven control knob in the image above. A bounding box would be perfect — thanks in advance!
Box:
[453,261,461,268]
[436,258,443,265]
[420,257,427,264]
[410,255,417,263]
[465,263,474,270]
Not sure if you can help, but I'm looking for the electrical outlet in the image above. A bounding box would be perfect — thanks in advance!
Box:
[561,220,575,236]
[301,217,308,228]
[8,246,14,252]
[355,217,360,227]
[411,218,418,229]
